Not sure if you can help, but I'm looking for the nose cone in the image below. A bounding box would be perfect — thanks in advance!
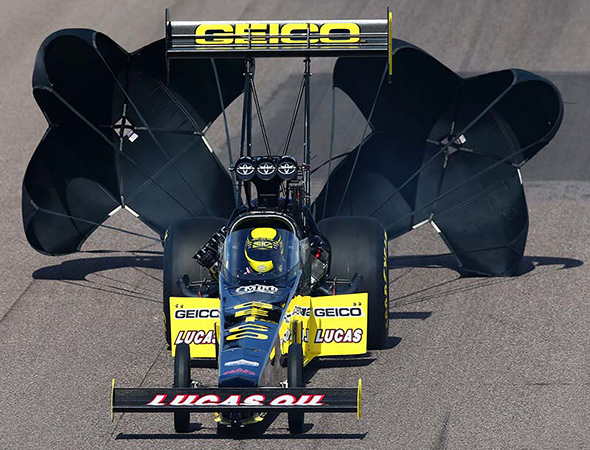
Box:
[219,368,258,387]
[218,352,264,387]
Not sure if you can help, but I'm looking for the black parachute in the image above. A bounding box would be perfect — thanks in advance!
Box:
[314,40,563,276]
[24,29,244,255]
[23,31,563,276]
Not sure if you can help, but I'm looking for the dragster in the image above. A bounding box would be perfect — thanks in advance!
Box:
[23,8,562,434]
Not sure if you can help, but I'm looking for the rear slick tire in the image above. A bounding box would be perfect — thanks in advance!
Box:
[163,217,227,345]
[318,216,389,349]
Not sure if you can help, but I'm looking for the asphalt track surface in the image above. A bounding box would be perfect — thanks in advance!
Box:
[1,1,590,449]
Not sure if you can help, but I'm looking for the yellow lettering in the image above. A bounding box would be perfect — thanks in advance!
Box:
[195,24,233,44]
[194,22,362,46]
[269,23,280,44]
[235,23,268,44]
[281,23,319,44]
[319,23,360,43]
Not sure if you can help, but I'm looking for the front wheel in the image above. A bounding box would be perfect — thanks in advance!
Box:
[287,341,304,434]
[174,343,191,432]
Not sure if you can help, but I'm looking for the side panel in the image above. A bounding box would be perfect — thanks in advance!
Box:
[170,297,220,358]
[170,294,367,360]
[308,294,368,359]
[280,294,368,364]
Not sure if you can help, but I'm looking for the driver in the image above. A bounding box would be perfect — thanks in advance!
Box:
[244,227,284,275]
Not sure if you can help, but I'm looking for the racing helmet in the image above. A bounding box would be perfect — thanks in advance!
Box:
[245,228,283,274]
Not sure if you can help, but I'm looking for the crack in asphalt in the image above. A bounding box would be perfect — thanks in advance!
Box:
[431,411,451,450]
[0,278,34,325]
[104,343,168,448]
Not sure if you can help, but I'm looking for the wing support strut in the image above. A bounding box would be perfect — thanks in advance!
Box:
[303,56,312,207]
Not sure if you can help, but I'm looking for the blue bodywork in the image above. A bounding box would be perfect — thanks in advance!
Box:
[217,224,302,388]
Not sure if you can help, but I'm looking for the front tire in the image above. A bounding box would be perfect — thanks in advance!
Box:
[174,343,191,432]
[287,341,304,434]
[318,217,389,349]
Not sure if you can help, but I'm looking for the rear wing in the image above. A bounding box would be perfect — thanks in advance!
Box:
[165,9,394,59]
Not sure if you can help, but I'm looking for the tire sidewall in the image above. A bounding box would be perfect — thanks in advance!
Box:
[163,217,227,344]
[318,216,389,349]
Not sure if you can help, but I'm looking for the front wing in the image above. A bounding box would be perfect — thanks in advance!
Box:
[112,381,361,417]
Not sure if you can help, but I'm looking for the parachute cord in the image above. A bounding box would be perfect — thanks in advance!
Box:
[45,89,197,218]
[370,147,445,218]
[368,82,514,219]
[429,152,449,222]
[428,79,464,220]
[94,49,214,217]
[387,247,510,262]
[321,85,337,220]
[310,151,352,175]
[381,137,538,233]
[31,205,162,243]
[211,59,240,206]
[335,64,388,216]
[116,104,127,208]
[116,67,130,208]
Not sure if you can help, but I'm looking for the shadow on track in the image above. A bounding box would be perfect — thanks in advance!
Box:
[114,396,366,439]
[389,311,432,320]
[115,412,365,440]
[32,255,162,281]
[388,254,583,276]
[387,254,583,308]
[115,430,367,440]
[303,355,377,385]
[32,255,163,303]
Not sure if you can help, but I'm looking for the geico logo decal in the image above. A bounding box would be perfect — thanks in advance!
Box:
[314,328,363,344]
[194,22,361,45]
[313,307,363,317]
[147,393,325,407]
[174,330,216,345]
[174,309,220,319]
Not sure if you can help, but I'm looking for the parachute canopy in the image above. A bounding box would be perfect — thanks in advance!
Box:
[24,29,245,255]
[314,39,563,275]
